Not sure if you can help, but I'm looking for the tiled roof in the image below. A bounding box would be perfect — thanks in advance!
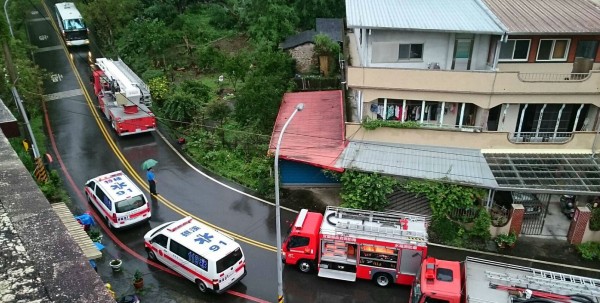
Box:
[269,90,346,172]
[345,0,504,34]
[482,0,600,34]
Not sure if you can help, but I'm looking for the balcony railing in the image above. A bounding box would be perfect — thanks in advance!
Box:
[510,132,573,143]
[517,73,591,82]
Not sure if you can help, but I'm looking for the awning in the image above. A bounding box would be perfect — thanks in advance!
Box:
[52,203,102,260]
[336,141,498,189]
[484,153,600,195]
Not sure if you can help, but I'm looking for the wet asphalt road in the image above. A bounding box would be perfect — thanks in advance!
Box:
[26,2,415,302]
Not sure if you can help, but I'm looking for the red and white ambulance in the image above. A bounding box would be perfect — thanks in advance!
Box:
[84,171,151,229]
[144,217,247,294]
[283,206,429,287]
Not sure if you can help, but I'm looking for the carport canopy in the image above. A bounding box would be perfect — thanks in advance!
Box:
[484,153,600,195]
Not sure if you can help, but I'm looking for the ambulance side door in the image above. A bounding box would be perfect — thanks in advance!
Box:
[150,234,169,264]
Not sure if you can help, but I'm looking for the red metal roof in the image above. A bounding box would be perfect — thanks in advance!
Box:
[482,0,600,34]
[269,90,346,172]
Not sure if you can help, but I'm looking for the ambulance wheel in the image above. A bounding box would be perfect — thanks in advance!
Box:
[196,280,207,293]
[374,273,392,287]
[147,249,157,261]
[298,260,313,273]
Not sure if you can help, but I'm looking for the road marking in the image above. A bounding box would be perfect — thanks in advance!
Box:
[43,89,83,101]
[156,129,299,214]
[40,3,270,302]
[34,45,63,53]
[30,17,50,22]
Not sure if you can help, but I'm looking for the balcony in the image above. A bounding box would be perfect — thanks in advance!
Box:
[347,67,600,108]
[345,123,598,151]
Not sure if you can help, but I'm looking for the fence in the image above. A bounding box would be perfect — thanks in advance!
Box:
[518,73,590,82]
[293,76,341,91]
[510,132,573,143]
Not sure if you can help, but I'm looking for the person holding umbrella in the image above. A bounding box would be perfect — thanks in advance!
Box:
[142,159,158,196]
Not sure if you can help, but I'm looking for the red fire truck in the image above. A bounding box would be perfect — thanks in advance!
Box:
[411,256,600,303]
[92,58,156,136]
[282,206,429,287]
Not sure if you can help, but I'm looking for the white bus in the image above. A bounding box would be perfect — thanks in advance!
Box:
[54,2,89,46]
[144,217,247,293]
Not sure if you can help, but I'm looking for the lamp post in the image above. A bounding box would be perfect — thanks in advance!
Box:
[274,103,304,303]
[4,0,13,38]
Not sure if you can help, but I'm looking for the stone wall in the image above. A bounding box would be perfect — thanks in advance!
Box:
[288,43,316,73]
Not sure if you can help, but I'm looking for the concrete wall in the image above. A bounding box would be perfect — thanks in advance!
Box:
[346,122,600,151]
[367,30,491,70]
[497,104,522,132]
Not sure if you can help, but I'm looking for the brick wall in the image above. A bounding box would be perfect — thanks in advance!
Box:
[567,206,592,245]
[510,204,525,236]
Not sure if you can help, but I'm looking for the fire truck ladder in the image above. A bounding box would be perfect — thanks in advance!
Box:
[326,206,428,243]
[485,267,600,299]
[111,59,153,107]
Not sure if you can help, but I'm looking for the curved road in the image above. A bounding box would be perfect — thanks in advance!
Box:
[25,2,412,303]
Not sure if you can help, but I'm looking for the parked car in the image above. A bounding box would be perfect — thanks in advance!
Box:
[559,195,576,219]
[511,192,543,216]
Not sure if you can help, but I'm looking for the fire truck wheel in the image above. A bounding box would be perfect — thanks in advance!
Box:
[196,280,207,293]
[298,260,313,273]
[374,273,392,287]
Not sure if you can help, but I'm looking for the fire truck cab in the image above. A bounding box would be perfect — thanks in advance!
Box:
[283,206,429,287]
[411,257,600,303]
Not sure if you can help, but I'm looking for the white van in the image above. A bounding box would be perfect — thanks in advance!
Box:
[84,171,151,229]
[144,217,247,293]
[54,2,89,46]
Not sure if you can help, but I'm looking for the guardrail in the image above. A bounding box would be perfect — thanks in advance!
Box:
[510,132,573,143]
[518,73,591,82]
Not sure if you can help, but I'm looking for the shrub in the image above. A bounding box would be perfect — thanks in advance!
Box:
[362,118,421,130]
[469,209,492,241]
[338,170,398,211]
[590,208,600,231]
[577,242,600,261]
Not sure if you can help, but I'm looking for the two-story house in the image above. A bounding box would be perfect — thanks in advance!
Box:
[342,0,600,239]
[347,0,600,145]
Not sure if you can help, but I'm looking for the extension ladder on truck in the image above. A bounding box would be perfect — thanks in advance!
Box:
[486,267,600,298]
[325,206,429,244]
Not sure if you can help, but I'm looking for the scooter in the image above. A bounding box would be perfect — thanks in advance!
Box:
[559,195,576,219]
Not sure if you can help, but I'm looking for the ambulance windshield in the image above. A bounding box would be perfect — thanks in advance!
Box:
[115,194,146,213]
[216,247,243,273]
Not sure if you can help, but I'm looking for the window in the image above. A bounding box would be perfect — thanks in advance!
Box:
[537,39,570,61]
[95,187,111,209]
[399,44,423,60]
[86,181,95,191]
[575,40,599,59]
[424,298,450,303]
[499,39,530,61]
[115,194,146,213]
[217,247,243,273]
[63,18,86,31]
[152,234,168,248]
[287,236,310,249]
[169,240,190,259]
[436,268,453,282]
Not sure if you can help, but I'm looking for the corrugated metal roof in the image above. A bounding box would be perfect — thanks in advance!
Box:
[269,90,346,172]
[482,0,600,34]
[345,0,504,34]
[336,141,498,188]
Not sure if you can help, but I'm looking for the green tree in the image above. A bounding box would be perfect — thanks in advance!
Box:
[337,170,399,211]
[161,91,202,123]
[233,47,294,133]
[79,0,141,50]
[238,0,298,47]
[292,0,346,30]
[116,19,176,71]
[222,52,249,91]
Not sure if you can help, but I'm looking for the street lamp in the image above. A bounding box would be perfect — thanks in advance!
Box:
[274,103,304,303]
[4,0,14,38]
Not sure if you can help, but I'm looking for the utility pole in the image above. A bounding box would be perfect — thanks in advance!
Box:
[1,11,40,158]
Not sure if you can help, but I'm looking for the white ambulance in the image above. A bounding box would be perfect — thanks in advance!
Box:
[84,171,151,229]
[144,217,247,293]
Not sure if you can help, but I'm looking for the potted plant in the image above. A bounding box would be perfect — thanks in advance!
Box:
[133,270,144,289]
[110,259,122,272]
[88,227,102,243]
[495,232,517,249]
